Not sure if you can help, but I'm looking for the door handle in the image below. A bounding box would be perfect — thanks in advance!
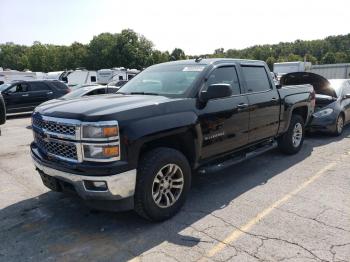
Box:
[271,97,278,101]
[47,91,53,95]
[237,103,249,109]
[22,94,29,97]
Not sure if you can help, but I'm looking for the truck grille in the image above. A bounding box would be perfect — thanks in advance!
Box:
[34,133,78,161]
[32,116,76,137]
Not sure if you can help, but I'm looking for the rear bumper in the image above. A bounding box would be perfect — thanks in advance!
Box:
[32,151,137,201]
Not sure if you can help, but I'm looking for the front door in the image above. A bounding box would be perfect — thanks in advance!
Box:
[199,65,250,160]
[2,82,31,113]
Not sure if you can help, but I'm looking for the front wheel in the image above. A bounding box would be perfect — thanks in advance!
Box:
[278,114,305,155]
[333,114,344,136]
[134,148,191,221]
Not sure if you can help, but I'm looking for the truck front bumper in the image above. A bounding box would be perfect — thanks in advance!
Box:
[32,152,137,202]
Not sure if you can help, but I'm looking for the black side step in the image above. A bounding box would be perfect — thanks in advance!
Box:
[198,141,277,174]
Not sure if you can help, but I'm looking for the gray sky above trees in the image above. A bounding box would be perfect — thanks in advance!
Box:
[0,0,349,55]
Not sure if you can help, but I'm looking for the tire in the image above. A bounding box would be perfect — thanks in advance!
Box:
[333,114,344,136]
[278,114,305,155]
[134,147,191,221]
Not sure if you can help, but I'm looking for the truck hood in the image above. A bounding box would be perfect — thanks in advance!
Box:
[35,94,183,122]
[280,72,336,98]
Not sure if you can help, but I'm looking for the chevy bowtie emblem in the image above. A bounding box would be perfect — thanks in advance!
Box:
[43,134,50,142]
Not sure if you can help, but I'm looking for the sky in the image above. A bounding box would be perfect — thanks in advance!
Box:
[0,0,349,55]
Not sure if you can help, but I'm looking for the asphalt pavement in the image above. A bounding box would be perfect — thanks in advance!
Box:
[0,116,349,262]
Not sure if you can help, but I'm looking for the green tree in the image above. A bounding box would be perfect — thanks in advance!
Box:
[334,52,348,63]
[321,52,336,64]
[305,53,318,64]
[87,33,117,70]
[266,56,276,71]
[170,48,186,61]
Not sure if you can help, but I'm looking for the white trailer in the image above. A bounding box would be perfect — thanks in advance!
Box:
[35,72,47,80]
[273,62,312,77]
[66,70,97,87]
[308,63,350,79]
[97,68,139,85]
[0,70,36,84]
[45,71,65,81]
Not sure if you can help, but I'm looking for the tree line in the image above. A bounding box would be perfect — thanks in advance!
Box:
[0,29,349,72]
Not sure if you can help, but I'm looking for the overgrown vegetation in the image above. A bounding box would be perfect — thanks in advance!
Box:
[0,29,349,72]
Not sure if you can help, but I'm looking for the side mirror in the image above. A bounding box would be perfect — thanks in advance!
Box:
[199,83,232,103]
[343,94,350,99]
[276,84,282,89]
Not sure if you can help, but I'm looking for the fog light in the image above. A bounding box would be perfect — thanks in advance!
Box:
[84,180,108,191]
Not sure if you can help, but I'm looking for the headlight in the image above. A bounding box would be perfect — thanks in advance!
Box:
[313,108,334,118]
[82,122,119,140]
[83,144,120,161]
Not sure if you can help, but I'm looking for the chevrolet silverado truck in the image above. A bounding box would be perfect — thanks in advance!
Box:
[30,59,315,221]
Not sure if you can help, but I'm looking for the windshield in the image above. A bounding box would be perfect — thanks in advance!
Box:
[328,79,346,97]
[118,64,206,97]
[0,83,11,92]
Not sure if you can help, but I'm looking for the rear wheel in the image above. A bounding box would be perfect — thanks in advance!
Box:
[333,114,344,136]
[278,114,305,155]
[134,148,191,221]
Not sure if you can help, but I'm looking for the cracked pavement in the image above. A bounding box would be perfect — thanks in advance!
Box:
[0,116,350,262]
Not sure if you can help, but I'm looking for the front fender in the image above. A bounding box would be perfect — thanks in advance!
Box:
[123,111,198,141]
[121,111,201,168]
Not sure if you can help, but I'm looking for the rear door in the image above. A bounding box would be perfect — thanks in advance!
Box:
[240,64,280,143]
[199,64,250,159]
[28,82,54,107]
[2,83,31,112]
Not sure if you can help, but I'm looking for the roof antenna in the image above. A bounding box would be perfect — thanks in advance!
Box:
[195,57,203,63]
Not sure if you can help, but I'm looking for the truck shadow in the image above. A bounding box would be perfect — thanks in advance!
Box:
[1,128,349,261]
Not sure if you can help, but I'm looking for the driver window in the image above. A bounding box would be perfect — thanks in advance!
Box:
[7,83,29,93]
[207,66,241,95]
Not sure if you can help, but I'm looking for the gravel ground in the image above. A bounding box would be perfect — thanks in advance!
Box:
[0,116,349,262]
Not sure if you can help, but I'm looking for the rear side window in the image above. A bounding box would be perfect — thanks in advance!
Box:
[30,82,51,91]
[107,87,118,93]
[207,66,241,95]
[86,88,107,96]
[49,81,68,90]
[241,66,271,93]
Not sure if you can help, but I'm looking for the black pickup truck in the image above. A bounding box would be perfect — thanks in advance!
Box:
[30,59,315,221]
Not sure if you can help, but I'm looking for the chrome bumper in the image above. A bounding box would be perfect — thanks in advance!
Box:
[32,156,136,200]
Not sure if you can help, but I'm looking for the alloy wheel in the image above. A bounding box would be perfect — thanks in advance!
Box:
[292,122,303,148]
[152,164,184,208]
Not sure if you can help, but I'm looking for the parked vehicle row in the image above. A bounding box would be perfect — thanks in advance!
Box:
[280,72,350,136]
[0,80,70,114]
[1,68,139,88]
[30,58,315,221]
[41,85,119,104]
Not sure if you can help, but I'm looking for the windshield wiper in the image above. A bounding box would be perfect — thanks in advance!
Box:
[128,92,160,96]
